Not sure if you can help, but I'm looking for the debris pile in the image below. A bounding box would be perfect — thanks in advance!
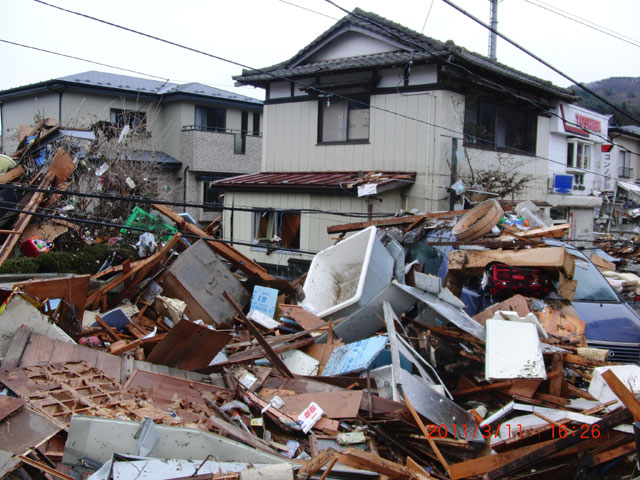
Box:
[0,158,639,480]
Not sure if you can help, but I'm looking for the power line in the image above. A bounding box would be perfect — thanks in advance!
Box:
[3,200,633,253]
[522,0,640,48]
[275,0,338,20]
[0,203,320,255]
[0,38,170,82]
[440,0,640,125]
[32,0,636,160]
[28,0,640,185]
[421,0,436,33]
[0,182,403,218]
[322,1,640,170]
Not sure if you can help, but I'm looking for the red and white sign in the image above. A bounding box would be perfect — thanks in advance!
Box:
[298,402,324,433]
[575,114,601,133]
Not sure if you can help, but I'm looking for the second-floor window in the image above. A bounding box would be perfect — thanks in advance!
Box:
[567,139,592,170]
[619,150,632,178]
[319,95,370,143]
[110,108,147,130]
[195,106,226,132]
[464,98,537,154]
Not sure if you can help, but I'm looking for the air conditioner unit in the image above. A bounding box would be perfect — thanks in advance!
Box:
[553,174,573,194]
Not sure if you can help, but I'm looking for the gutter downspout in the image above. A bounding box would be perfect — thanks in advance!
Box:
[58,90,63,123]
[0,102,3,154]
[183,166,190,214]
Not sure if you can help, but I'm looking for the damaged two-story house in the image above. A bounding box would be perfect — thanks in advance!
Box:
[215,8,586,276]
[0,71,263,222]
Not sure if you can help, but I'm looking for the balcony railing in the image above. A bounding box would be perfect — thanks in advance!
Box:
[619,166,633,178]
[181,125,262,137]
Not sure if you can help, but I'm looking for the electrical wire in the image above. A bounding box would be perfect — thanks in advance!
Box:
[22,0,640,187]
[0,38,170,82]
[522,0,640,48]
[1,182,403,218]
[275,0,338,20]
[323,0,640,158]
[29,0,640,162]
[439,0,640,124]
[0,202,320,255]
[4,199,636,252]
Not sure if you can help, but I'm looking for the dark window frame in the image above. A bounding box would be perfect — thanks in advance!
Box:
[195,105,226,132]
[317,94,371,144]
[463,97,537,155]
[110,108,147,131]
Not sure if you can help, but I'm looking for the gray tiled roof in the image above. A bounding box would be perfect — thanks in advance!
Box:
[235,8,574,101]
[610,125,640,138]
[9,71,261,105]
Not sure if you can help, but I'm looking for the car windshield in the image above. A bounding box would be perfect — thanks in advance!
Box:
[570,253,620,302]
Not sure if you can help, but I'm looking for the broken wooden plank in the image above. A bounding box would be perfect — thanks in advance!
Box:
[279,304,326,330]
[15,275,90,333]
[296,448,336,480]
[17,456,74,480]
[403,392,450,476]
[2,325,33,368]
[602,368,640,422]
[327,209,469,234]
[0,172,53,264]
[86,233,181,310]
[449,440,555,480]
[260,391,363,419]
[152,203,274,281]
[583,441,635,467]
[336,448,430,479]
[223,291,294,379]
[0,165,25,184]
[486,407,631,479]
[510,223,571,239]
[145,319,231,371]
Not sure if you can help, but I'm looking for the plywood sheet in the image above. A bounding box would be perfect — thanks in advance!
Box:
[260,391,363,419]
[279,305,325,330]
[146,319,231,371]
[122,369,231,409]
[0,395,25,421]
[0,406,61,455]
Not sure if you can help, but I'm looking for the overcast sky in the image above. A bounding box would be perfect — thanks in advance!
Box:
[1,0,639,100]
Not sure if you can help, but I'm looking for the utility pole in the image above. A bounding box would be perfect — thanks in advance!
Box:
[488,0,498,60]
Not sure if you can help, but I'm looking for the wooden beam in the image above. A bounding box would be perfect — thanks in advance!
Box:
[222,291,294,378]
[602,368,640,422]
[486,407,631,479]
[449,440,555,480]
[0,172,53,264]
[336,449,430,479]
[403,392,450,476]
[327,209,469,234]
[0,165,25,184]
[86,233,181,310]
[584,441,635,467]
[152,203,274,281]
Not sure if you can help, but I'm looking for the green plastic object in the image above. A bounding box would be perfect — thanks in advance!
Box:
[120,206,178,241]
